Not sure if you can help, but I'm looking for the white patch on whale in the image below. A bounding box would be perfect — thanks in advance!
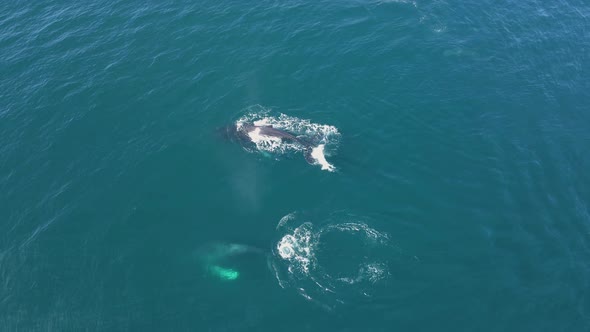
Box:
[310,144,335,172]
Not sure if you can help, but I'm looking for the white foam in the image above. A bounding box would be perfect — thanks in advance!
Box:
[310,144,335,172]
[324,222,390,243]
[276,224,315,274]
[360,263,388,283]
[277,235,297,259]
[277,212,296,230]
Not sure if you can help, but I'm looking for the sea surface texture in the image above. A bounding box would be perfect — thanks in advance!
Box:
[1,0,589,331]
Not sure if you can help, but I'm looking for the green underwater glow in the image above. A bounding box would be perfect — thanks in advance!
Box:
[209,265,240,280]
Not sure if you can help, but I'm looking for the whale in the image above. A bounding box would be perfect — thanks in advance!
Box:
[219,123,309,147]
[218,123,335,170]
[240,124,306,144]
[195,242,267,281]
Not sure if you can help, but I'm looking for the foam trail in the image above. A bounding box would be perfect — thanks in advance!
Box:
[270,212,393,309]
[310,145,335,172]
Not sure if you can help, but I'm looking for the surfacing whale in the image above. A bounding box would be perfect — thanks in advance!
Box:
[218,123,335,171]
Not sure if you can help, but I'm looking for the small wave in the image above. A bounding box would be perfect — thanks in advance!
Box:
[375,0,417,7]
[336,262,386,285]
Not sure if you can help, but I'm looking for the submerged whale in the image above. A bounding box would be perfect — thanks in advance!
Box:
[195,242,267,281]
[218,123,335,171]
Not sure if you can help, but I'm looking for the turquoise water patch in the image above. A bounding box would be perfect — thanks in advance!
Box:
[0,0,588,331]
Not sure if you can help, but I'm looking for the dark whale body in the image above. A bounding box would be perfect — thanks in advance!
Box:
[218,123,315,164]
[240,124,309,146]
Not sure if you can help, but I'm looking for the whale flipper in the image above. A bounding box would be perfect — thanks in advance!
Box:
[308,145,335,171]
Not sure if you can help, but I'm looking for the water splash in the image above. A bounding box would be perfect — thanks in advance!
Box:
[269,211,393,309]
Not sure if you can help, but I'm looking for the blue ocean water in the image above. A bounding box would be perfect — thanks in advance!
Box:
[1,0,589,330]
